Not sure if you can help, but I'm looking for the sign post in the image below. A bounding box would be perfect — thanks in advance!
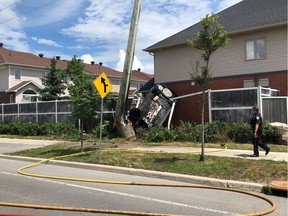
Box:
[93,72,112,160]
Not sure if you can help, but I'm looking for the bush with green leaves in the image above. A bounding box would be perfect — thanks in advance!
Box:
[0,121,9,134]
[93,120,119,139]
[262,122,282,144]
[227,121,282,144]
[0,121,77,137]
[175,121,201,142]
[138,120,282,144]
[43,122,77,137]
[204,121,229,143]
[227,122,251,143]
[0,119,282,144]
[137,127,177,142]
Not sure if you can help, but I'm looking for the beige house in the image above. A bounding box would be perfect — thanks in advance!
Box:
[144,0,287,125]
[0,45,153,103]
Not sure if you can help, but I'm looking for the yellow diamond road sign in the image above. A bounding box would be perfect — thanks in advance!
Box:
[93,72,112,99]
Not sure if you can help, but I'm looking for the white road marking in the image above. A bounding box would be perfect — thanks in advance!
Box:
[1,171,237,215]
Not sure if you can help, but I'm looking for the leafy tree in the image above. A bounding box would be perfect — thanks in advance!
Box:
[39,57,67,101]
[186,14,230,161]
[65,56,101,151]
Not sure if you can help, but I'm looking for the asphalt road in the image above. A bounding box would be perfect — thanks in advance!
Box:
[0,158,287,216]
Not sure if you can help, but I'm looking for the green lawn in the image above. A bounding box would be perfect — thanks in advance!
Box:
[8,142,287,184]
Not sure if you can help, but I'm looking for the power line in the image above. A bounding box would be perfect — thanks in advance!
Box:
[0,0,58,25]
[0,0,23,12]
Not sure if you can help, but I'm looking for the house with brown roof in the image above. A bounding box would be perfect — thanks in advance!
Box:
[0,44,152,103]
[144,0,287,125]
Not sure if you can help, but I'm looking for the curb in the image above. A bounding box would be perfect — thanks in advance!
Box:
[0,154,265,193]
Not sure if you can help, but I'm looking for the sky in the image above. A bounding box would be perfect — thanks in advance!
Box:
[0,0,242,74]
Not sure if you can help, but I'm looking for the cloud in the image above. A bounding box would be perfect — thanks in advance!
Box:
[0,0,29,52]
[1,0,243,74]
[217,0,242,12]
[31,37,62,47]
[116,49,144,72]
[20,0,86,27]
[81,54,94,64]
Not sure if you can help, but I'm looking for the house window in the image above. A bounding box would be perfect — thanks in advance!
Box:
[21,90,38,103]
[15,69,21,79]
[9,94,15,103]
[244,78,269,88]
[245,39,266,60]
[41,72,47,78]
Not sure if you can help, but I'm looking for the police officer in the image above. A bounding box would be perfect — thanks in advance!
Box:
[250,105,270,157]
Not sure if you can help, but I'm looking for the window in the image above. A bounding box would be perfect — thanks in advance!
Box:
[9,94,15,103]
[21,90,38,103]
[244,78,269,88]
[245,38,266,60]
[41,72,47,79]
[15,69,21,79]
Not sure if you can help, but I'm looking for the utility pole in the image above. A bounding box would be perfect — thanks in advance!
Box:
[114,0,141,140]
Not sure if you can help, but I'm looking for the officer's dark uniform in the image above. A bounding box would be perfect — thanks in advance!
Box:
[250,111,270,156]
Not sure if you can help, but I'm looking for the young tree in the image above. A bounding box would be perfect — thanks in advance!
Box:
[186,14,230,161]
[39,58,67,101]
[66,56,101,152]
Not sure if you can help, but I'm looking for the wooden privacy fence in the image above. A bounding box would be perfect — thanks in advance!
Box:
[262,97,288,124]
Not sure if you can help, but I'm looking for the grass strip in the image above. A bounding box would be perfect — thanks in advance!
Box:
[8,144,287,184]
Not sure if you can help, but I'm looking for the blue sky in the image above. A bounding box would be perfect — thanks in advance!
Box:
[0,0,242,74]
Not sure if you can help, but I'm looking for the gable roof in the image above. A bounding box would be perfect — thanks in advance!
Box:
[6,80,42,93]
[0,46,152,82]
[144,0,287,52]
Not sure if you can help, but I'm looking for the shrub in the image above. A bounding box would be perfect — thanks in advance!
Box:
[204,121,229,143]
[0,121,9,134]
[227,121,282,144]
[0,121,77,137]
[227,122,252,143]
[43,122,77,136]
[93,120,119,139]
[138,127,177,142]
[262,122,282,144]
[17,122,41,136]
[176,121,201,142]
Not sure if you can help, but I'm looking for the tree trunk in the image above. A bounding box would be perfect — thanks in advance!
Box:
[80,119,84,152]
[199,90,205,161]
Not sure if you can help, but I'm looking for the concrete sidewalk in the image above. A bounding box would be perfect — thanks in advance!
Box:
[0,138,287,161]
[128,146,288,162]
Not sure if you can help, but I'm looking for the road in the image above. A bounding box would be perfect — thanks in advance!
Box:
[0,158,287,216]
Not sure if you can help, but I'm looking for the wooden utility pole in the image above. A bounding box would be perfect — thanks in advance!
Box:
[114,0,141,140]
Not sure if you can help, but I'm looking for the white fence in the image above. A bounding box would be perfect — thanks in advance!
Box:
[0,98,137,125]
[1,88,287,125]
[0,100,74,124]
[209,86,287,124]
[167,86,287,128]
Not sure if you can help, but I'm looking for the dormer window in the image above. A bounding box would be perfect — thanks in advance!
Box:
[245,38,266,60]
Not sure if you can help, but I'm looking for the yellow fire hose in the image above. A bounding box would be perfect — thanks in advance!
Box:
[0,146,276,216]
